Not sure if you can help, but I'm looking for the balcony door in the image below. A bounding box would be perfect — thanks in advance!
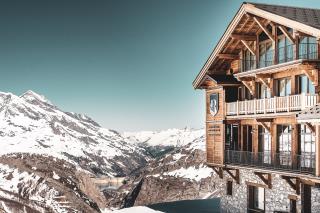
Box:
[277,125,292,167]
[258,126,271,164]
[225,124,239,151]
[277,78,291,97]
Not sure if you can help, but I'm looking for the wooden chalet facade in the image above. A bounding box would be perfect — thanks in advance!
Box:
[193,2,320,212]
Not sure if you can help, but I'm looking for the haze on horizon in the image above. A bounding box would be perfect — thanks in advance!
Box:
[0,0,319,131]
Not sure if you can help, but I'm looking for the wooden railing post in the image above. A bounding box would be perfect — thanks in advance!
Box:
[237,100,239,116]
[264,98,267,114]
[274,96,277,113]
[287,96,290,112]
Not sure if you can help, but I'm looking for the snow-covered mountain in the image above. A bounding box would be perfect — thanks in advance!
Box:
[0,90,148,177]
[123,128,204,147]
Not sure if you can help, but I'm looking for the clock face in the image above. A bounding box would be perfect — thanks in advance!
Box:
[210,93,219,116]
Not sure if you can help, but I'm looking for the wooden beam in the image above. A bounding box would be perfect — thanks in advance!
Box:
[306,122,316,133]
[282,176,300,195]
[303,69,318,86]
[241,40,256,55]
[223,168,240,184]
[242,80,255,95]
[218,53,239,60]
[257,77,271,89]
[260,122,271,132]
[212,166,223,179]
[231,33,256,41]
[278,25,295,44]
[254,172,272,189]
[253,17,275,42]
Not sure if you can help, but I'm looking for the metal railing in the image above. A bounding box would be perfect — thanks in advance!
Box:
[239,43,318,72]
[225,150,315,174]
[226,93,317,116]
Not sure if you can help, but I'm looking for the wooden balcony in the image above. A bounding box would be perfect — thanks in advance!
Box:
[226,93,317,117]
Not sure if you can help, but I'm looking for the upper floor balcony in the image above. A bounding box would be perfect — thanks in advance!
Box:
[226,93,317,117]
[237,42,318,74]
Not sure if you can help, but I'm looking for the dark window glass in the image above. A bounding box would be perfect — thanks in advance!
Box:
[227,180,233,196]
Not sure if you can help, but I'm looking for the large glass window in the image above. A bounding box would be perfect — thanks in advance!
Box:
[277,125,292,166]
[243,49,255,72]
[258,126,271,164]
[299,125,315,168]
[298,75,315,94]
[277,78,291,96]
[278,36,294,63]
[299,36,318,59]
[259,42,273,68]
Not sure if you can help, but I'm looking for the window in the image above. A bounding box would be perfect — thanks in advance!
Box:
[299,125,315,168]
[277,78,291,96]
[277,125,292,166]
[257,83,271,99]
[278,36,294,63]
[243,49,255,72]
[258,126,271,164]
[259,42,273,68]
[248,185,265,212]
[227,180,233,196]
[298,75,315,94]
[299,36,318,59]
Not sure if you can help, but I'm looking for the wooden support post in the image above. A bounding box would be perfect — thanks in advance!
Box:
[293,30,299,60]
[253,124,259,162]
[272,24,278,64]
[271,123,277,165]
[316,125,320,177]
[292,124,299,170]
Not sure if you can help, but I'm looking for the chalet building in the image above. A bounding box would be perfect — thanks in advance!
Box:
[193,2,320,213]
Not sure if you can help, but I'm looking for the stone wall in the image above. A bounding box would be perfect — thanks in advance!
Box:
[217,168,320,213]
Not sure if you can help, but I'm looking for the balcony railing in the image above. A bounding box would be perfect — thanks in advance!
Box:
[226,93,317,116]
[240,43,318,72]
[225,150,315,174]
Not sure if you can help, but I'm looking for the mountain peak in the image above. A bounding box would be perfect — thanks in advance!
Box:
[20,90,52,105]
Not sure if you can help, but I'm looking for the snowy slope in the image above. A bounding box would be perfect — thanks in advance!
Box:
[0,90,148,177]
[123,128,204,147]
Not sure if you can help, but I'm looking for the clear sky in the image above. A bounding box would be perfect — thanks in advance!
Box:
[1,0,320,131]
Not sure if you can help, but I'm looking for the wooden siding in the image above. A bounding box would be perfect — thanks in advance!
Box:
[206,88,225,165]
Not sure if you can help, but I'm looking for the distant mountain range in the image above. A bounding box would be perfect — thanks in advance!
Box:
[0,90,205,212]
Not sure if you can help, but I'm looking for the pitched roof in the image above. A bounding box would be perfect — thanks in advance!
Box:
[193,2,320,89]
[297,103,320,121]
[252,2,320,30]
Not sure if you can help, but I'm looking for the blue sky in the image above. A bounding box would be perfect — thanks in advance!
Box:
[0,0,319,131]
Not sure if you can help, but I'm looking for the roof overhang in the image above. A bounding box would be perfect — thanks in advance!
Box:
[193,2,320,89]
